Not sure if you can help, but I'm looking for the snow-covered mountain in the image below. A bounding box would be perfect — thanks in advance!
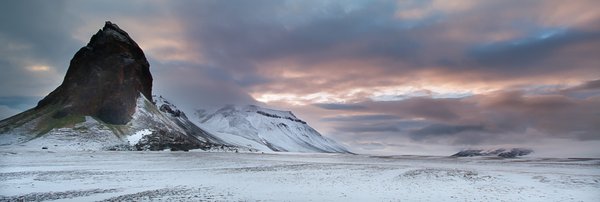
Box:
[195,105,351,153]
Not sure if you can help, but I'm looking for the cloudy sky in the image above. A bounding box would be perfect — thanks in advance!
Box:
[1,0,599,157]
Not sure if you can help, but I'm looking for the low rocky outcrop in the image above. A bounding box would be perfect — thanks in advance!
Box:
[452,148,533,158]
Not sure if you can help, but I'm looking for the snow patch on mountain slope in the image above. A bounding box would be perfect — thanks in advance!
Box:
[197,105,350,153]
[127,129,153,145]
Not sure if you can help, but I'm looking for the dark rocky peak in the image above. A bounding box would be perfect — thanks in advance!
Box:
[36,21,152,125]
[88,21,139,47]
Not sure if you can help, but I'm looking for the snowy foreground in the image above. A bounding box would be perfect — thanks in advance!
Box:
[1,150,599,201]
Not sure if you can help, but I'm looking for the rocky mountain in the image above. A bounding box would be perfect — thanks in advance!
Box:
[195,105,351,153]
[38,21,152,125]
[0,22,227,151]
[451,148,533,158]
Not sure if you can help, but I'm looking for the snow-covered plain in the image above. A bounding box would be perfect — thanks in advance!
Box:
[1,149,599,201]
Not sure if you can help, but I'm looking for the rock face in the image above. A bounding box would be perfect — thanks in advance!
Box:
[36,21,152,125]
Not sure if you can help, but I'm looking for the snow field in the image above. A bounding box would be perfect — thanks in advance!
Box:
[1,150,598,201]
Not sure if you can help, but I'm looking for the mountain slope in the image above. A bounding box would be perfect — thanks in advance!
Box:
[0,94,217,151]
[196,105,350,153]
[152,96,232,147]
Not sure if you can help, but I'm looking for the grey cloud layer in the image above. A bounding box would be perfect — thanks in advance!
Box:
[317,84,600,145]
[0,0,82,97]
[169,0,600,90]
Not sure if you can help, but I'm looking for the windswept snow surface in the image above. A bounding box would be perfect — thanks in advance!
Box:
[197,105,350,153]
[1,150,598,201]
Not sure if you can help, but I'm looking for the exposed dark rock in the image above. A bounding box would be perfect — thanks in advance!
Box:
[452,148,533,158]
[497,148,534,158]
[104,144,135,151]
[134,130,201,151]
[36,21,152,125]
[451,150,485,157]
[256,110,306,124]
[159,105,183,118]
[133,129,231,152]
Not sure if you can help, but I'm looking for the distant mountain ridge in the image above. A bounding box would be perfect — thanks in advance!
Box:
[452,148,533,158]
